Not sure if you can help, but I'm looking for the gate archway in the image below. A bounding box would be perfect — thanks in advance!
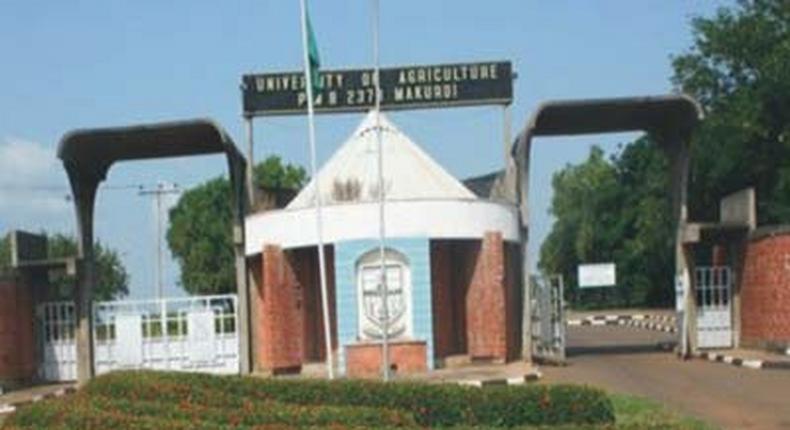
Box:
[57,119,251,384]
[513,94,704,358]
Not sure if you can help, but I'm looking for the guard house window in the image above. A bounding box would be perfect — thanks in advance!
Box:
[356,249,412,341]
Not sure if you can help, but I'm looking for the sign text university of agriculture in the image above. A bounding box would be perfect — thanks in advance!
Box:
[242,61,513,116]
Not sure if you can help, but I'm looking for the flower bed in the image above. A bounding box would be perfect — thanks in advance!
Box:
[3,371,615,429]
[4,394,413,429]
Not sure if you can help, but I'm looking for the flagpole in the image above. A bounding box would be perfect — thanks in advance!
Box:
[299,0,334,380]
[372,0,390,382]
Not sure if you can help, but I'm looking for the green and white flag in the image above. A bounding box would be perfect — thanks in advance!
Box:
[305,6,322,95]
[299,0,334,380]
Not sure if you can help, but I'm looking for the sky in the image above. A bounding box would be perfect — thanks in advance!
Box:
[0,0,733,299]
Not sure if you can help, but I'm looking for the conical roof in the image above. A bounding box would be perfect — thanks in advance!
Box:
[287,111,475,209]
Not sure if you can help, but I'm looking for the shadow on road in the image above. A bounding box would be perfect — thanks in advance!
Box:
[567,344,671,357]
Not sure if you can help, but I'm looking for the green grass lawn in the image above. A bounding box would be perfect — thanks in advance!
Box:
[608,393,715,430]
[0,371,713,429]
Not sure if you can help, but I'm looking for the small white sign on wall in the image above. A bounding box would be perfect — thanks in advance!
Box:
[188,309,216,365]
[115,314,143,367]
[675,274,685,312]
[578,263,616,288]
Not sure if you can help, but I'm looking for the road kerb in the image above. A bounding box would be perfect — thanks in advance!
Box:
[566,314,677,334]
[693,351,790,371]
[456,370,542,388]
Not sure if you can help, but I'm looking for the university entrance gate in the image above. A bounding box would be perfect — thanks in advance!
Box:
[57,119,251,384]
[530,274,565,363]
[528,265,734,362]
[695,266,733,349]
[37,294,239,382]
[515,95,704,358]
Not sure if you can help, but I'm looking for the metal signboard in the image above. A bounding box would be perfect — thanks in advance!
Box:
[9,230,48,267]
[242,60,513,116]
[577,263,616,288]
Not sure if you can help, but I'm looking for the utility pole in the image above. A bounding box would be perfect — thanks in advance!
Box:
[139,182,180,300]
[371,0,390,382]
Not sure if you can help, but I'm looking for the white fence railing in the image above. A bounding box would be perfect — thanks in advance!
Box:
[37,294,239,382]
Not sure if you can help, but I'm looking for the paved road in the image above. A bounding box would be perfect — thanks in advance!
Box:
[540,325,790,430]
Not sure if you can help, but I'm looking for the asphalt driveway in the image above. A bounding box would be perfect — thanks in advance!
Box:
[540,325,790,430]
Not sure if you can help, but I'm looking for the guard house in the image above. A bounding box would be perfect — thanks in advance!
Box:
[0,231,76,388]
[245,111,523,377]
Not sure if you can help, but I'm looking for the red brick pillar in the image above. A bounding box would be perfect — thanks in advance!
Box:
[712,244,727,266]
[255,245,303,374]
[741,233,790,345]
[0,278,35,383]
[466,232,507,361]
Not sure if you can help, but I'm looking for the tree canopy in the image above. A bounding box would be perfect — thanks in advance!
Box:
[0,233,129,301]
[672,0,790,223]
[167,156,307,295]
[540,0,790,308]
[0,236,10,274]
[539,142,674,309]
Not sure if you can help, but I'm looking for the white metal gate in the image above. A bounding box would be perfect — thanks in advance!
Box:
[531,274,566,362]
[695,266,733,349]
[36,301,77,381]
[36,294,239,382]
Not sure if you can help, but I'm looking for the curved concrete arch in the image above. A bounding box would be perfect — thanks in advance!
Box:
[57,118,251,384]
[523,94,703,137]
[514,94,704,360]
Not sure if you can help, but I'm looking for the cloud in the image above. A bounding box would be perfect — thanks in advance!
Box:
[0,137,70,226]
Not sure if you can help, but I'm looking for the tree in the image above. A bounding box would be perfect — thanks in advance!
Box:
[0,236,10,274]
[253,156,309,191]
[538,147,622,307]
[672,0,790,223]
[0,233,129,301]
[539,142,675,309]
[167,156,307,295]
[540,0,790,309]
[611,138,674,308]
[47,234,130,301]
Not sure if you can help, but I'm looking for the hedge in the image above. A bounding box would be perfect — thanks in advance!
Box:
[4,392,413,429]
[3,399,221,430]
[83,371,615,427]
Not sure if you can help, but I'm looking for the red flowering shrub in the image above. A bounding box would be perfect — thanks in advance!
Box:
[2,371,614,429]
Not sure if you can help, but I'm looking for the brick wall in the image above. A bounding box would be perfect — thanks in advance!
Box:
[466,231,508,361]
[294,246,337,363]
[0,277,35,382]
[255,245,304,373]
[254,245,338,373]
[430,235,521,364]
[741,232,790,345]
[345,341,427,378]
[256,234,519,374]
